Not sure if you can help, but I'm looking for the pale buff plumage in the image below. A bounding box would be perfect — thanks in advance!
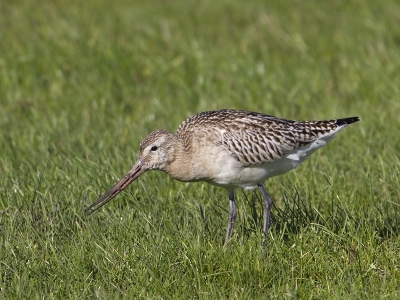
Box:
[86,109,359,244]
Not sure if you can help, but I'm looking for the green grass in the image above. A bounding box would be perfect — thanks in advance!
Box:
[1,0,400,298]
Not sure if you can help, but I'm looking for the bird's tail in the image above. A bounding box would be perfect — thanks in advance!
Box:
[335,117,360,126]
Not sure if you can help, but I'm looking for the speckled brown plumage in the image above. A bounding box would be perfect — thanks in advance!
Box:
[176,109,358,166]
[86,109,359,246]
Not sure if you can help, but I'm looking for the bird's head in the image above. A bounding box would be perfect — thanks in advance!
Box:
[138,130,179,171]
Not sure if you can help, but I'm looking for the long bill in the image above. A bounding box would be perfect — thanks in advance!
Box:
[85,160,147,215]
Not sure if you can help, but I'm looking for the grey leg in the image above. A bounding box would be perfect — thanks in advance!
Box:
[257,183,273,246]
[225,190,236,242]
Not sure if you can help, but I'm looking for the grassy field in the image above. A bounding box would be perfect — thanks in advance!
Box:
[1,0,400,298]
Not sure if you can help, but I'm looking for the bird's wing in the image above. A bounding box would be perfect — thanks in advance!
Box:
[176,110,352,167]
[217,125,310,166]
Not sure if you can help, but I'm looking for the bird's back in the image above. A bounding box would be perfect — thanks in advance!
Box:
[176,109,359,167]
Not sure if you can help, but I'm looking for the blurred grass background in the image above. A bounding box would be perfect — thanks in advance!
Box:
[1,0,399,298]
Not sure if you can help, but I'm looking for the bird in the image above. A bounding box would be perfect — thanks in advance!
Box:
[86,109,359,245]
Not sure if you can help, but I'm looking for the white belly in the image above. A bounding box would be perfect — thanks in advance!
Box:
[200,135,333,189]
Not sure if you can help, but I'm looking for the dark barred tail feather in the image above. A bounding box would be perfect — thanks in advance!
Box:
[336,117,360,126]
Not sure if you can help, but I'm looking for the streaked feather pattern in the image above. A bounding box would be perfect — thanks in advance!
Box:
[176,109,358,167]
[86,109,359,243]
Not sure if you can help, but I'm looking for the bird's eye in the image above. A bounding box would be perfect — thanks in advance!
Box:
[150,145,158,151]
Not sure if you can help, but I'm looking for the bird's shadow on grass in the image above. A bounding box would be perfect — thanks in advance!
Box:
[233,187,400,243]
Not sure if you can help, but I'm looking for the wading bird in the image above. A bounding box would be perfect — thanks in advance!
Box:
[86,109,359,244]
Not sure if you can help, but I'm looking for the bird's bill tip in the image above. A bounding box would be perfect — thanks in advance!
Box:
[85,160,147,215]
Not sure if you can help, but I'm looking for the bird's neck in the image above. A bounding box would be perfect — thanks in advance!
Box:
[164,136,203,182]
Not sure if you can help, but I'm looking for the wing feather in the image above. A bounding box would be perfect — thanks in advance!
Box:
[176,109,349,167]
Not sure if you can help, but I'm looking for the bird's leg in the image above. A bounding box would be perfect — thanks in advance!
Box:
[225,190,236,242]
[257,183,273,247]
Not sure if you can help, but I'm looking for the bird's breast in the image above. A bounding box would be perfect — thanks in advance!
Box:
[186,144,285,189]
